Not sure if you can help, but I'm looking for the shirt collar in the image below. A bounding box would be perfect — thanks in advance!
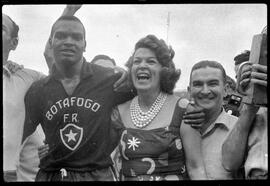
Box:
[45,57,93,84]
[201,108,234,137]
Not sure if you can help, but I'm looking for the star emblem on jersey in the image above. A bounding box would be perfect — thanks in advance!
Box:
[65,130,78,142]
[127,137,141,151]
[60,123,83,151]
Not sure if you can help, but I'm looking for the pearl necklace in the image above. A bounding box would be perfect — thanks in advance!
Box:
[130,92,167,129]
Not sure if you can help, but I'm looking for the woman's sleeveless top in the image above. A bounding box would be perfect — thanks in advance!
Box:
[111,102,189,181]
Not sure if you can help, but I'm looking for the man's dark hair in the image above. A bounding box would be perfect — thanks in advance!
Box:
[190,60,227,84]
[4,14,19,39]
[90,54,116,66]
[50,15,86,40]
[234,50,250,66]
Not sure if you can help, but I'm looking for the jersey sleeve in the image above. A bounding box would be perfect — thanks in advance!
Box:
[22,83,43,144]
[109,107,125,153]
[114,90,135,106]
[110,71,135,106]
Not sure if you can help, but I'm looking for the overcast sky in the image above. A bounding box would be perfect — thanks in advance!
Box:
[2,4,267,90]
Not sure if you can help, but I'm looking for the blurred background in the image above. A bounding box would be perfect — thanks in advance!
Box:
[2,4,267,91]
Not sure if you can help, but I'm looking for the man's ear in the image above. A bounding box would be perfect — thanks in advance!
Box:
[187,86,191,94]
[83,41,86,52]
[187,86,192,100]
[224,83,229,97]
[10,37,18,51]
[48,38,53,47]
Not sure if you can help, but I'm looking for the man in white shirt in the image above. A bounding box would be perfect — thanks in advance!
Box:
[3,13,45,182]
[187,60,238,179]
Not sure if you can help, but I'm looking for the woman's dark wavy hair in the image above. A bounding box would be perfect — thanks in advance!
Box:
[125,35,181,94]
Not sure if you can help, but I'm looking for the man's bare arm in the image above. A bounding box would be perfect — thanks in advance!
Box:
[222,104,258,171]
[222,63,266,172]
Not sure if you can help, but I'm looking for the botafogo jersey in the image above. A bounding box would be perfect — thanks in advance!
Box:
[22,60,134,171]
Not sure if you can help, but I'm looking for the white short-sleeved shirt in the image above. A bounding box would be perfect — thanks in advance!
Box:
[201,109,238,180]
[3,61,45,181]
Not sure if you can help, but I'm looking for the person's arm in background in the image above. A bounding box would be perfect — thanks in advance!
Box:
[44,5,82,74]
[61,4,82,16]
[180,121,207,180]
[222,64,267,172]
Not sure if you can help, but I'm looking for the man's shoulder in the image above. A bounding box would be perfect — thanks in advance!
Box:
[90,63,115,76]
[218,110,238,130]
[17,67,45,81]
[27,75,49,93]
[221,109,238,119]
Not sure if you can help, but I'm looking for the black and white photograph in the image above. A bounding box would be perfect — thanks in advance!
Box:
[2,4,267,182]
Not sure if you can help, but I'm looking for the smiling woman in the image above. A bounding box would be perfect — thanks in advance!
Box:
[131,47,163,94]
[110,34,207,180]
